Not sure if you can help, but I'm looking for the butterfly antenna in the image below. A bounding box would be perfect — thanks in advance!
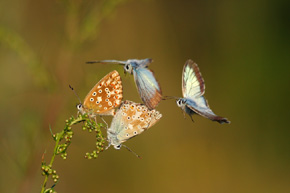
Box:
[86,61,98,64]
[69,85,82,104]
[123,145,142,159]
[162,96,178,100]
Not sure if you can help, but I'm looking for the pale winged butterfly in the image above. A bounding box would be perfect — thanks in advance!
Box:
[166,59,230,124]
[106,100,162,152]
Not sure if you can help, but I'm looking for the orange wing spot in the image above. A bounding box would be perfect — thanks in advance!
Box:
[111,83,115,86]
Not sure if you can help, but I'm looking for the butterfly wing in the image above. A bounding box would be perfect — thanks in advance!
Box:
[185,98,230,124]
[108,101,162,147]
[135,58,153,68]
[182,59,205,98]
[181,60,230,124]
[133,68,162,110]
[83,70,123,116]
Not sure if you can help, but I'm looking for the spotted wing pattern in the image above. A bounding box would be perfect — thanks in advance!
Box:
[133,68,162,110]
[182,59,205,98]
[83,70,123,116]
[108,100,162,147]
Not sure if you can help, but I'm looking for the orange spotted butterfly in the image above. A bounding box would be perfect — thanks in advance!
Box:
[77,70,123,119]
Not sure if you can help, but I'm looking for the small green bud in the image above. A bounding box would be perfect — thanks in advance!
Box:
[48,169,52,174]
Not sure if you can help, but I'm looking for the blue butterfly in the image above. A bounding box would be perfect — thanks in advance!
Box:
[87,58,162,110]
[175,59,230,124]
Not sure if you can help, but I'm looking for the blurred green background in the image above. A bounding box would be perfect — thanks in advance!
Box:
[1,0,289,192]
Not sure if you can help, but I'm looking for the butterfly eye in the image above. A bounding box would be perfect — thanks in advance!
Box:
[124,64,132,73]
[115,145,121,149]
[77,104,82,109]
[176,99,183,107]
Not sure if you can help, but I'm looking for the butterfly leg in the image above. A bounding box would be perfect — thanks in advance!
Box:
[94,116,98,124]
[100,116,108,129]
[181,110,186,119]
[189,115,195,123]
[105,142,111,150]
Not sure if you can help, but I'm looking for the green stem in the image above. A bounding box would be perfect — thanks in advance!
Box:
[40,131,64,193]
[40,116,85,193]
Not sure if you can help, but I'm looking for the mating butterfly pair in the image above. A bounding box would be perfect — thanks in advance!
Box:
[76,70,162,151]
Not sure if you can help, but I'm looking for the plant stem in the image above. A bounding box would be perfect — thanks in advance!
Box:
[40,130,64,193]
[40,115,85,193]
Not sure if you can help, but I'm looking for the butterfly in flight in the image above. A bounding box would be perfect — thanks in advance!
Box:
[173,59,230,124]
[86,58,162,110]
[107,100,162,151]
[74,70,123,119]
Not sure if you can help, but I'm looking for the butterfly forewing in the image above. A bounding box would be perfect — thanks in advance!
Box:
[83,70,123,116]
[182,60,205,98]
[133,68,162,110]
[110,100,162,144]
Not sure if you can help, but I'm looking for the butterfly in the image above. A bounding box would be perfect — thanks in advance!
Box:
[174,59,230,124]
[86,58,162,110]
[76,70,123,119]
[107,100,162,150]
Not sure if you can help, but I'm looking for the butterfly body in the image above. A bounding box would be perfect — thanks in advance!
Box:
[77,70,123,118]
[177,60,230,124]
[107,100,162,149]
[87,58,162,110]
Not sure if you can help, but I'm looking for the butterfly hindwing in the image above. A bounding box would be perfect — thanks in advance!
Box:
[185,98,230,124]
[133,68,162,110]
[182,59,205,98]
[83,70,123,116]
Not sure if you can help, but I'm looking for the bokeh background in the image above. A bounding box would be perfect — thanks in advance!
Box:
[1,0,289,192]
